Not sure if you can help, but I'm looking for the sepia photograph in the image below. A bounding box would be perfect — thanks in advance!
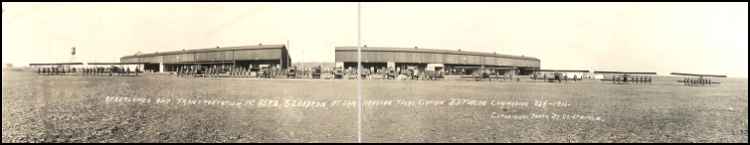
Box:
[2,2,748,143]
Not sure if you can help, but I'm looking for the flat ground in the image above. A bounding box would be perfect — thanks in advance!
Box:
[2,71,748,143]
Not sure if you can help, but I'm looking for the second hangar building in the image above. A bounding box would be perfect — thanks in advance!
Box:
[335,46,540,75]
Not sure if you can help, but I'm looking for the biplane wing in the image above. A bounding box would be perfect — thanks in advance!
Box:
[670,72,726,86]
[29,62,84,66]
[538,69,590,73]
[676,79,721,84]
[670,72,727,78]
[593,71,656,75]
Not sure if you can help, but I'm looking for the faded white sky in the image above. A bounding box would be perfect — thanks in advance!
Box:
[2,2,747,77]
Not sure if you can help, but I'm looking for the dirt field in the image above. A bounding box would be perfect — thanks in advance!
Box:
[2,70,748,143]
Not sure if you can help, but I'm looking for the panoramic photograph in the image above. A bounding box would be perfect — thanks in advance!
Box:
[2,2,748,143]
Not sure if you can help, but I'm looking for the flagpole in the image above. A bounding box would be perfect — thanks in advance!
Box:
[356,2,363,143]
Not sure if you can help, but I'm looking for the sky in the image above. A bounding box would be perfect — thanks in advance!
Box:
[2,2,748,77]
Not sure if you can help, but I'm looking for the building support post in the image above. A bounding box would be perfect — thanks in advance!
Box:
[159,56,164,73]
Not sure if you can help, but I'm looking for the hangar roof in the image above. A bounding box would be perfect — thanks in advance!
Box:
[335,46,539,61]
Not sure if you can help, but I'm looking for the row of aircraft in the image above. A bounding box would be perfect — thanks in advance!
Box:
[516,69,727,86]
[30,62,728,86]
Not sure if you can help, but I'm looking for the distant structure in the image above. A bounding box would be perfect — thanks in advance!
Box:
[120,44,292,73]
[70,46,77,63]
[334,46,540,76]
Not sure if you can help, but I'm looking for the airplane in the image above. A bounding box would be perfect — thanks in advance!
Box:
[530,69,590,83]
[594,71,656,84]
[467,66,517,81]
[670,72,726,86]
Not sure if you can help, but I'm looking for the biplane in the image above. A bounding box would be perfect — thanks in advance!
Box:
[422,70,444,80]
[530,69,590,83]
[594,71,656,84]
[469,68,492,81]
[461,66,517,81]
[670,72,726,86]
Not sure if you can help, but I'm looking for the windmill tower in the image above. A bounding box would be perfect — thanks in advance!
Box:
[70,46,77,63]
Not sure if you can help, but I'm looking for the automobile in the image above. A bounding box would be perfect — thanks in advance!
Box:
[312,66,322,79]
[287,68,297,79]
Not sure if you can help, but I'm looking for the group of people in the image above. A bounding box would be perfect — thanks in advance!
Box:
[612,75,652,84]
[682,78,713,86]
[36,67,72,75]
[36,66,141,76]
[82,67,140,76]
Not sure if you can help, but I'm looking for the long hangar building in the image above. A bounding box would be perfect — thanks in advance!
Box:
[335,46,540,75]
[120,44,292,72]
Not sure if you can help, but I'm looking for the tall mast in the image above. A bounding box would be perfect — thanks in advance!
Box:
[356,2,363,143]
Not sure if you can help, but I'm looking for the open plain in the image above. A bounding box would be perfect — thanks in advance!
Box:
[2,70,747,143]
